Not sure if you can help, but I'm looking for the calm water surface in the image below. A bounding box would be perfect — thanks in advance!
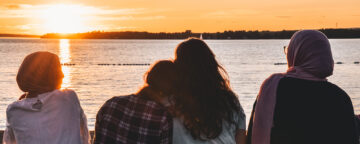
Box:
[0,38,359,130]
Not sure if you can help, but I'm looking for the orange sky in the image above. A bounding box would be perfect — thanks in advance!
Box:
[0,0,359,34]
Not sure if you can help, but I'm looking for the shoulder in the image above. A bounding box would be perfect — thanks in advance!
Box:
[322,82,355,117]
[52,89,80,104]
[325,82,347,94]
[103,94,163,108]
[6,98,23,109]
[324,82,351,101]
[98,95,135,113]
[259,73,284,89]
[102,95,134,107]
[6,101,19,116]
[263,73,284,83]
[5,98,29,120]
[109,94,171,116]
[98,94,172,122]
[6,96,34,114]
[232,110,246,130]
[57,89,78,97]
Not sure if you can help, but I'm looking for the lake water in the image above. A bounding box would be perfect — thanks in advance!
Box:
[0,38,359,130]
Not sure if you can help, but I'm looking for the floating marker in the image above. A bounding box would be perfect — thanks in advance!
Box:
[354,61,359,64]
[336,62,343,64]
[274,63,287,65]
[61,63,75,66]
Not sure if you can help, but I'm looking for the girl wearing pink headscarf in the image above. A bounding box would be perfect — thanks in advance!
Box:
[247,30,358,144]
[3,51,90,144]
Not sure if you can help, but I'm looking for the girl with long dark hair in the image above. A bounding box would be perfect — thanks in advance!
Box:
[170,38,246,144]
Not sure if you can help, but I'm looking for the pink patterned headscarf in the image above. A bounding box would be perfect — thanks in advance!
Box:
[251,30,334,144]
[17,51,64,95]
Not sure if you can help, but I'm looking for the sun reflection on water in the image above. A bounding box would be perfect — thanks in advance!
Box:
[59,39,72,89]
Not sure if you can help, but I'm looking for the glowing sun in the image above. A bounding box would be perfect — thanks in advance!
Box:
[42,4,89,33]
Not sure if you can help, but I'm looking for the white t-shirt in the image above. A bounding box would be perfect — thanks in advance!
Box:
[2,89,90,144]
[172,112,246,144]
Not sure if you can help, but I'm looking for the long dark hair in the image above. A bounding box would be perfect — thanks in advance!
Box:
[172,38,243,140]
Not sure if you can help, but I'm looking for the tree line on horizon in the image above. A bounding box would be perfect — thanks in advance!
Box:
[41,28,360,39]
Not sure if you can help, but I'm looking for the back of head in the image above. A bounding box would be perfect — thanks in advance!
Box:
[145,60,177,95]
[175,38,217,67]
[17,51,63,94]
[174,38,224,91]
[287,30,334,78]
[173,38,243,140]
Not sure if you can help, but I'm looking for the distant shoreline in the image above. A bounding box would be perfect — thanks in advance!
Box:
[40,28,360,39]
[2,37,360,40]
[1,28,360,40]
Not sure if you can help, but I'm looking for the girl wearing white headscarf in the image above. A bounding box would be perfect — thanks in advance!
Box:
[247,30,358,144]
[3,51,90,144]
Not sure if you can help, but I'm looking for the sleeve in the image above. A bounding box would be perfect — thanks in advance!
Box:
[325,86,358,144]
[93,101,108,144]
[246,100,257,144]
[69,90,90,144]
[3,126,16,144]
[159,114,173,144]
[336,90,358,144]
[236,111,246,130]
[80,107,90,144]
[3,108,16,144]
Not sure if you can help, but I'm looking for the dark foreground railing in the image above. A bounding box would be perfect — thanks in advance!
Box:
[0,130,95,144]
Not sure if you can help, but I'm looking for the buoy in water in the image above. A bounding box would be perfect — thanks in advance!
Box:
[336,62,343,64]
[274,63,287,65]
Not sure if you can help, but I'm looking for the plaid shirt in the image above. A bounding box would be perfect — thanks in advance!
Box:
[93,95,173,144]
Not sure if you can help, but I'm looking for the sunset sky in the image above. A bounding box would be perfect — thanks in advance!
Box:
[0,0,359,34]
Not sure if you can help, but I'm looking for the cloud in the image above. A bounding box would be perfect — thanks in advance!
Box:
[204,9,260,18]
[98,15,165,21]
[276,16,292,19]
[0,24,40,33]
[0,4,165,33]
[3,4,32,10]
[0,4,162,20]
[5,4,21,9]
[105,26,137,31]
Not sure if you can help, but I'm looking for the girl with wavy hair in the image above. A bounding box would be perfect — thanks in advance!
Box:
[170,38,246,144]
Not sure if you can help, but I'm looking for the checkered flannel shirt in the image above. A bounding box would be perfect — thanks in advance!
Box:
[93,95,173,144]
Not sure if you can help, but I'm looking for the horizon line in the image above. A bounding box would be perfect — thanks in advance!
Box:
[1,27,360,37]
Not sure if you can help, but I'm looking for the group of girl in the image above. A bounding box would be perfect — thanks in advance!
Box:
[3,30,359,144]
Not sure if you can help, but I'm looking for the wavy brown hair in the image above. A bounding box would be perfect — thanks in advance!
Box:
[137,60,177,102]
[172,38,244,140]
